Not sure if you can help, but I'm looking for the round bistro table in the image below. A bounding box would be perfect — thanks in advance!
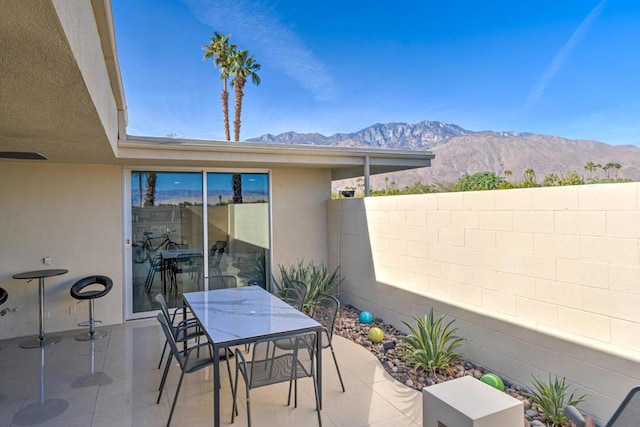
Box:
[13,269,68,349]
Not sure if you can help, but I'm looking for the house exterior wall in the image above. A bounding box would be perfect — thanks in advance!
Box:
[0,164,330,339]
[328,183,640,424]
[0,162,123,340]
[271,168,330,269]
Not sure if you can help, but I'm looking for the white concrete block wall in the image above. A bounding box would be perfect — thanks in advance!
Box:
[328,183,640,424]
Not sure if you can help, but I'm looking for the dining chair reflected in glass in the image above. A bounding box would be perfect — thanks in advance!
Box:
[208,275,237,290]
[172,253,204,294]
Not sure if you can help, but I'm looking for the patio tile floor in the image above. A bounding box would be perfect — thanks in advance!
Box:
[0,318,421,426]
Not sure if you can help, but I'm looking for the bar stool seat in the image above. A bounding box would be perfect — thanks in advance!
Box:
[70,275,113,341]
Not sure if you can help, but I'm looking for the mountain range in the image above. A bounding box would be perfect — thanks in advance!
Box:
[249,121,640,188]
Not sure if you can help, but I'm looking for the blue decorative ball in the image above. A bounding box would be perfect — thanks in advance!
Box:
[359,311,374,324]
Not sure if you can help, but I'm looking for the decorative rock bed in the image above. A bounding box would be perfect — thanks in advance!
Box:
[335,304,552,426]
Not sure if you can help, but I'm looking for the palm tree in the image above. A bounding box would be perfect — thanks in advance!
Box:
[230,49,261,141]
[584,161,597,179]
[595,163,602,179]
[604,162,622,179]
[203,32,237,141]
[523,168,536,186]
[143,172,157,207]
[612,162,621,179]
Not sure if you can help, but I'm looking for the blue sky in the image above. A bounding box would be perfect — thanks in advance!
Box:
[113,0,640,145]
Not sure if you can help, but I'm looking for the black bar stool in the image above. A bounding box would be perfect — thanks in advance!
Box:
[70,276,113,341]
[0,287,7,307]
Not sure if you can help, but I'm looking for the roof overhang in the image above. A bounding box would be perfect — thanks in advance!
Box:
[118,136,434,180]
[0,0,126,164]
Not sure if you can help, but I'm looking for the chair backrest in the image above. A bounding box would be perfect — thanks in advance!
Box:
[281,280,308,311]
[208,275,237,290]
[607,386,640,427]
[312,293,339,345]
[156,313,186,369]
[210,240,227,256]
[248,331,317,388]
[154,293,174,330]
[165,241,180,250]
[150,254,164,269]
[176,253,204,268]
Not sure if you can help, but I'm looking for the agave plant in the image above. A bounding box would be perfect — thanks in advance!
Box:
[522,375,586,427]
[398,309,463,376]
[273,260,343,312]
[245,251,266,288]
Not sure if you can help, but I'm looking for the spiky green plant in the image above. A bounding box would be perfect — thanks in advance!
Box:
[274,260,343,312]
[398,309,463,375]
[246,251,266,288]
[522,375,587,427]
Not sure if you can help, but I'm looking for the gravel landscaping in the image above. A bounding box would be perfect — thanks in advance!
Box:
[335,304,554,427]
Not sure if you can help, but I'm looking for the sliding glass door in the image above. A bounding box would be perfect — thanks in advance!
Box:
[127,170,270,316]
[206,172,270,290]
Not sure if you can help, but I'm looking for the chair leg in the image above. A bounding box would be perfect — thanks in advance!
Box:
[158,353,173,401]
[245,381,252,427]
[330,343,346,392]
[231,365,240,423]
[225,350,234,392]
[145,265,157,293]
[167,371,185,427]
[158,340,168,369]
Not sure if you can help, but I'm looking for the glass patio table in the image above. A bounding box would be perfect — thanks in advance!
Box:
[183,285,323,427]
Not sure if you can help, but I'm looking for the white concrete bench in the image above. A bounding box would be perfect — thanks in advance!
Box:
[423,375,523,427]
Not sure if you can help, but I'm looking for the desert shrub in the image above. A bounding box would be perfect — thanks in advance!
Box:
[398,309,463,375]
[522,375,587,427]
[274,260,343,312]
[452,171,506,191]
[245,251,266,288]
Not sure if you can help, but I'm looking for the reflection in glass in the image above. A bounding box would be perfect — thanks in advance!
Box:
[130,171,271,314]
[206,173,270,290]
[131,172,203,312]
[12,348,68,425]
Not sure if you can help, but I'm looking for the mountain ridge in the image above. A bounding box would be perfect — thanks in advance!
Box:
[248,120,640,186]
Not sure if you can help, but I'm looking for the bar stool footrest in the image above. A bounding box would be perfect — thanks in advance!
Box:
[78,320,102,327]
[75,330,109,341]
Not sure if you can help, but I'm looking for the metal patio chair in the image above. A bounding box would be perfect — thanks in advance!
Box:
[564,386,640,427]
[232,331,321,427]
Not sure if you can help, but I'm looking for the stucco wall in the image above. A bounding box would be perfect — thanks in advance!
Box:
[329,183,640,423]
[0,162,122,340]
[272,168,330,270]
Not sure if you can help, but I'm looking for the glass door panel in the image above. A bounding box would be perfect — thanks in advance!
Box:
[130,171,203,312]
[206,172,270,289]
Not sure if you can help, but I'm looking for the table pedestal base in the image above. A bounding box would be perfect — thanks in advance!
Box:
[19,334,63,349]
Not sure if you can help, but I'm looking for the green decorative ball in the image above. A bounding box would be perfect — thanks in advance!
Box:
[480,373,505,391]
[368,327,384,343]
